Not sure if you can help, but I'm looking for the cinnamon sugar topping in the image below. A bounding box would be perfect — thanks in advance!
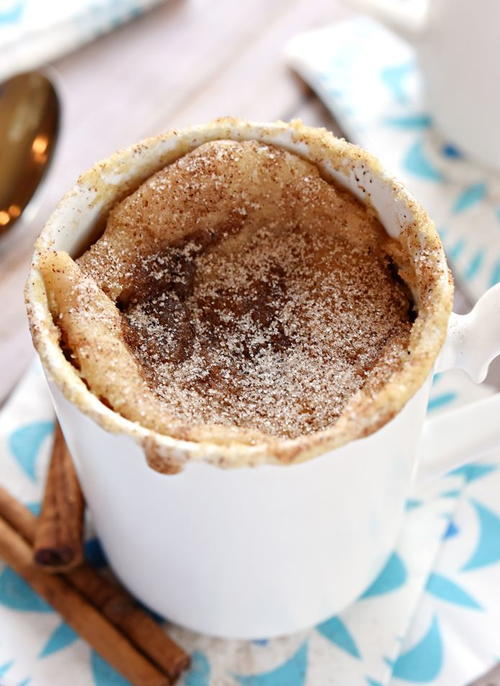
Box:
[72,139,413,439]
[120,225,412,438]
[29,119,454,470]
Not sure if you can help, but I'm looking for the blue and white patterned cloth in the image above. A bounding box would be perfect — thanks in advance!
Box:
[0,0,164,82]
[2,16,500,685]
[0,369,498,686]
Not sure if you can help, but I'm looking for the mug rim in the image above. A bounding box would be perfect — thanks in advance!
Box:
[25,118,454,471]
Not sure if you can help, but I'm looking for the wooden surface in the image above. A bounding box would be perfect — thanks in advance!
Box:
[0,3,497,681]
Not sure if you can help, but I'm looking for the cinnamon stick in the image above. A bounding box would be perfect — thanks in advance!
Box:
[0,515,169,686]
[34,422,84,571]
[69,566,190,681]
[0,486,189,682]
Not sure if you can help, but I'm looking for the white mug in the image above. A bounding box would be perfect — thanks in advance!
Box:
[25,120,500,639]
[345,0,500,172]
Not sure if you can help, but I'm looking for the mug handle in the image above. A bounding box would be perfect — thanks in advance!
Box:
[435,283,500,383]
[416,283,500,483]
[342,0,425,44]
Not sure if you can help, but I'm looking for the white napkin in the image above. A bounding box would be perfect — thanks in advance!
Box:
[0,360,498,686]
[0,0,164,82]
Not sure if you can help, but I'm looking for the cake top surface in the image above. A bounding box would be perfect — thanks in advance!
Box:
[42,140,414,443]
[30,120,452,473]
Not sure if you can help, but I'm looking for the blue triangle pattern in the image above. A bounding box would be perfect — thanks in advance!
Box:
[452,182,487,214]
[427,392,457,412]
[25,502,41,517]
[431,372,443,386]
[185,651,210,686]
[447,239,466,262]
[440,489,461,498]
[39,622,79,658]
[426,573,482,609]
[8,421,53,482]
[366,679,383,686]
[462,500,500,571]
[235,643,308,686]
[384,114,431,129]
[403,140,444,182]
[360,552,407,599]
[450,464,497,483]
[390,615,443,682]
[405,499,422,511]
[0,2,23,24]
[441,143,463,159]
[380,62,414,104]
[91,651,131,685]
[443,521,459,539]
[0,567,52,613]
[0,660,14,677]
[317,616,360,658]
[463,250,485,281]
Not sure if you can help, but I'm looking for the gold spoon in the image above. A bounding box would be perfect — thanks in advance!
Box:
[0,72,60,236]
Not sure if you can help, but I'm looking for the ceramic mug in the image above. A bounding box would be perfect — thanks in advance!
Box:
[345,0,500,172]
[25,120,500,639]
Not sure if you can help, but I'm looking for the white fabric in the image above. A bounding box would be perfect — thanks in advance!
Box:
[0,0,164,81]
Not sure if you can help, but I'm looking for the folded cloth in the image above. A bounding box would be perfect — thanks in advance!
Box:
[286,16,500,686]
[0,0,165,82]
[0,359,497,686]
[286,17,500,304]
